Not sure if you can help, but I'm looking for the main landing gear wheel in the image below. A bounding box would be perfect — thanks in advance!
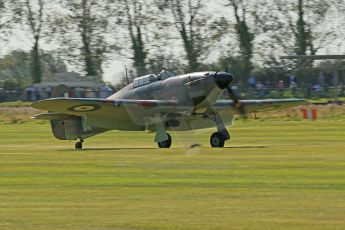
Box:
[75,138,84,149]
[158,133,172,148]
[210,132,226,148]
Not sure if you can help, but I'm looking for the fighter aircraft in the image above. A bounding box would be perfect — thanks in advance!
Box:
[31,71,305,149]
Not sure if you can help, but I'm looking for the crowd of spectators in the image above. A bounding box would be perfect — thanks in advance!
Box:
[230,72,345,99]
[0,85,113,102]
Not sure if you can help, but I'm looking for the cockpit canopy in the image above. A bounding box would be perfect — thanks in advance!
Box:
[133,74,158,88]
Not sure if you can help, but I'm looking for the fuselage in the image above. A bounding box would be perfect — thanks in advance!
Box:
[108,72,231,110]
[106,71,235,131]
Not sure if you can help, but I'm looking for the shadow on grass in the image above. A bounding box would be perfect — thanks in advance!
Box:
[223,145,268,149]
[57,145,269,151]
[57,147,157,151]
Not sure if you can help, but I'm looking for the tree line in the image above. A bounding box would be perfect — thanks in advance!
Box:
[0,0,344,87]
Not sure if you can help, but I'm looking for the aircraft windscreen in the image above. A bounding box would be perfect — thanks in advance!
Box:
[133,74,158,88]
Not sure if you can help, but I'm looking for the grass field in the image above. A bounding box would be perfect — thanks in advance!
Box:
[1,119,345,229]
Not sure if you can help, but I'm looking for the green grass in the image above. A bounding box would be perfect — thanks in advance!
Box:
[1,120,345,230]
[0,101,32,107]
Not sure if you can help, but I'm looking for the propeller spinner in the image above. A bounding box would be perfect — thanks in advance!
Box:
[213,72,247,118]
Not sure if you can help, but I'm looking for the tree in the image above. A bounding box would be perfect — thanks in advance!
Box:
[0,0,9,31]
[295,0,310,55]
[0,50,31,84]
[0,50,66,85]
[274,0,339,57]
[0,0,6,30]
[1,1,56,83]
[116,0,189,76]
[226,0,254,79]
[120,0,148,75]
[274,0,313,56]
[55,0,116,79]
[0,0,19,42]
[9,0,51,83]
[22,0,45,83]
[158,0,213,72]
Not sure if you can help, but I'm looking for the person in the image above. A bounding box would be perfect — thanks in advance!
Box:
[312,83,321,92]
[340,82,345,97]
[0,88,5,102]
[290,81,298,96]
[158,67,174,80]
[34,87,40,101]
[247,75,256,88]
[264,80,272,97]
[75,87,84,98]
[24,86,33,101]
[289,74,297,86]
[318,72,325,86]
[278,80,285,97]
[46,86,52,98]
[318,72,327,96]
[256,81,265,97]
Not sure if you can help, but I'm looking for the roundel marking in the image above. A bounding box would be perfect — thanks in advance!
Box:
[68,104,101,112]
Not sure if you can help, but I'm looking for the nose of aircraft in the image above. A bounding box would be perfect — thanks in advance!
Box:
[213,72,234,89]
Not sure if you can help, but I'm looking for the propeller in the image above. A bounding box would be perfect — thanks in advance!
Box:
[213,72,247,118]
[226,86,247,119]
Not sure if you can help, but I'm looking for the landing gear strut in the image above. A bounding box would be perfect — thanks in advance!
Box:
[158,133,172,148]
[208,113,230,148]
[75,137,84,149]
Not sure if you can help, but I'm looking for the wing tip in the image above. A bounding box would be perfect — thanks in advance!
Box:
[31,100,44,110]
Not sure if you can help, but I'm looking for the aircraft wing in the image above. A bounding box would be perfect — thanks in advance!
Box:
[31,98,191,126]
[212,98,306,114]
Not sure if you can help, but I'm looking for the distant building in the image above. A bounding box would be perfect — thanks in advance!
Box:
[34,71,103,89]
[25,72,113,101]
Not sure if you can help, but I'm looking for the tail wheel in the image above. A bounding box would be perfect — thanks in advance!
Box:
[210,132,225,148]
[75,142,83,149]
[75,137,84,149]
[158,133,172,148]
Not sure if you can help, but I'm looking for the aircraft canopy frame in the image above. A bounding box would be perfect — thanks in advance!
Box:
[133,74,158,88]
